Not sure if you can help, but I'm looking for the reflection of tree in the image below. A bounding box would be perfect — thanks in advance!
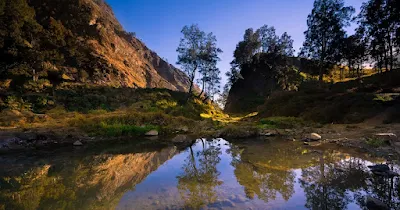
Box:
[355,170,400,209]
[228,142,297,203]
[177,139,222,209]
[300,151,373,210]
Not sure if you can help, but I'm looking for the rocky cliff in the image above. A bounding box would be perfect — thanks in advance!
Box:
[0,0,191,92]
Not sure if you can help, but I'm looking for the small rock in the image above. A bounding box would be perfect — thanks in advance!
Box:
[171,135,189,143]
[366,196,389,210]
[73,141,83,146]
[310,133,322,141]
[145,130,158,136]
[180,126,189,132]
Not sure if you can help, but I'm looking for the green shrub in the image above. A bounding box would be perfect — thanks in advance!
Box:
[365,137,387,148]
[94,122,158,137]
[259,117,305,129]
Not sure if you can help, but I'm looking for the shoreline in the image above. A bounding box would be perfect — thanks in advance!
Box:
[1,123,399,159]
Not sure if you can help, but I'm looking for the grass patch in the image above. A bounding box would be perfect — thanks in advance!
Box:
[365,137,387,148]
[71,111,197,137]
[373,94,395,102]
[259,117,306,129]
[93,122,158,137]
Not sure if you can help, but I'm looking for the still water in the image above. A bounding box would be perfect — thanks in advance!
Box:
[0,138,399,210]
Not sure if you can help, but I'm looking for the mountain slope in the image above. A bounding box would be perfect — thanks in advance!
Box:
[0,0,190,92]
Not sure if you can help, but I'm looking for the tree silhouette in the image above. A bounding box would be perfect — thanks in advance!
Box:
[301,0,355,81]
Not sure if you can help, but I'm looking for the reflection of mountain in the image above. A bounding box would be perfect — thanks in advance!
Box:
[0,146,178,210]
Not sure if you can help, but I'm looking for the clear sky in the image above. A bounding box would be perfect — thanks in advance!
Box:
[107,0,365,88]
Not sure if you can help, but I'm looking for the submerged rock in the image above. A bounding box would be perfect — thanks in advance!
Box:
[366,196,389,210]
[145,130,159,136]
[368,164,398,177]
[367,164,390,172]
[179,126,189,132]
[73,141,83,146]
[304,141,322,147]
[171,135,190,143]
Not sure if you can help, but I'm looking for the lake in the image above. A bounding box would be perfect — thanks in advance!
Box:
[0,138,399,210]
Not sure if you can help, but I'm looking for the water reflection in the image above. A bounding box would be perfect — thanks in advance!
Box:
[1,139,400,209]
[0,143,178,210]
[228,141,296,202]
[177,139,222,208]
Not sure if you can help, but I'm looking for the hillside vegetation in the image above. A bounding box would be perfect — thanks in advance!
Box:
[258,70,400,124]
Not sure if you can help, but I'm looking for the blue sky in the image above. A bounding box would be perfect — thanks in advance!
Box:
[107,0,365,88]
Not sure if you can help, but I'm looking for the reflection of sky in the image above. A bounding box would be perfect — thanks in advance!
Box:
[116,139,396,210]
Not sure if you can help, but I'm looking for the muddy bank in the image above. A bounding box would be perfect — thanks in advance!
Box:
[1,123,399,158]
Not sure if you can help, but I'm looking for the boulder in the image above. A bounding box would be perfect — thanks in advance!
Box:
[310,133,322,141]
[73,141,83,146]
[145,130,159,136]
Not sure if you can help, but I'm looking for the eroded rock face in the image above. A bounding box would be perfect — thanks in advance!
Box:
[79,0,192,91]
[20,0,192,91]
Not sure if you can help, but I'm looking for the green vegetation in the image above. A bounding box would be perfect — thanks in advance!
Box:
[176,24,222,100]
[365,137,387,148]
[259,117,306,129]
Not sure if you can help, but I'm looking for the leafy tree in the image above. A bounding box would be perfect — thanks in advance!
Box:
[357,0,399,71]
[278,32,295,56]
[232,28,261,67]
[258,25,279,54]
[177,24,221,100]
[301,0,355,81]
[341,32,368,78]
[197,32,222,99]
[177,25,205,98]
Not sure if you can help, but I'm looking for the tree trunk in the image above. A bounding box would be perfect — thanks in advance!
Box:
[197,79,205,97]
[186,73,196,102]
[384,47,389,72]
[388,31,394,71]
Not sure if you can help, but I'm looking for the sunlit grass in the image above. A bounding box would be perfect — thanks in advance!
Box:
[201,111,259,123]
